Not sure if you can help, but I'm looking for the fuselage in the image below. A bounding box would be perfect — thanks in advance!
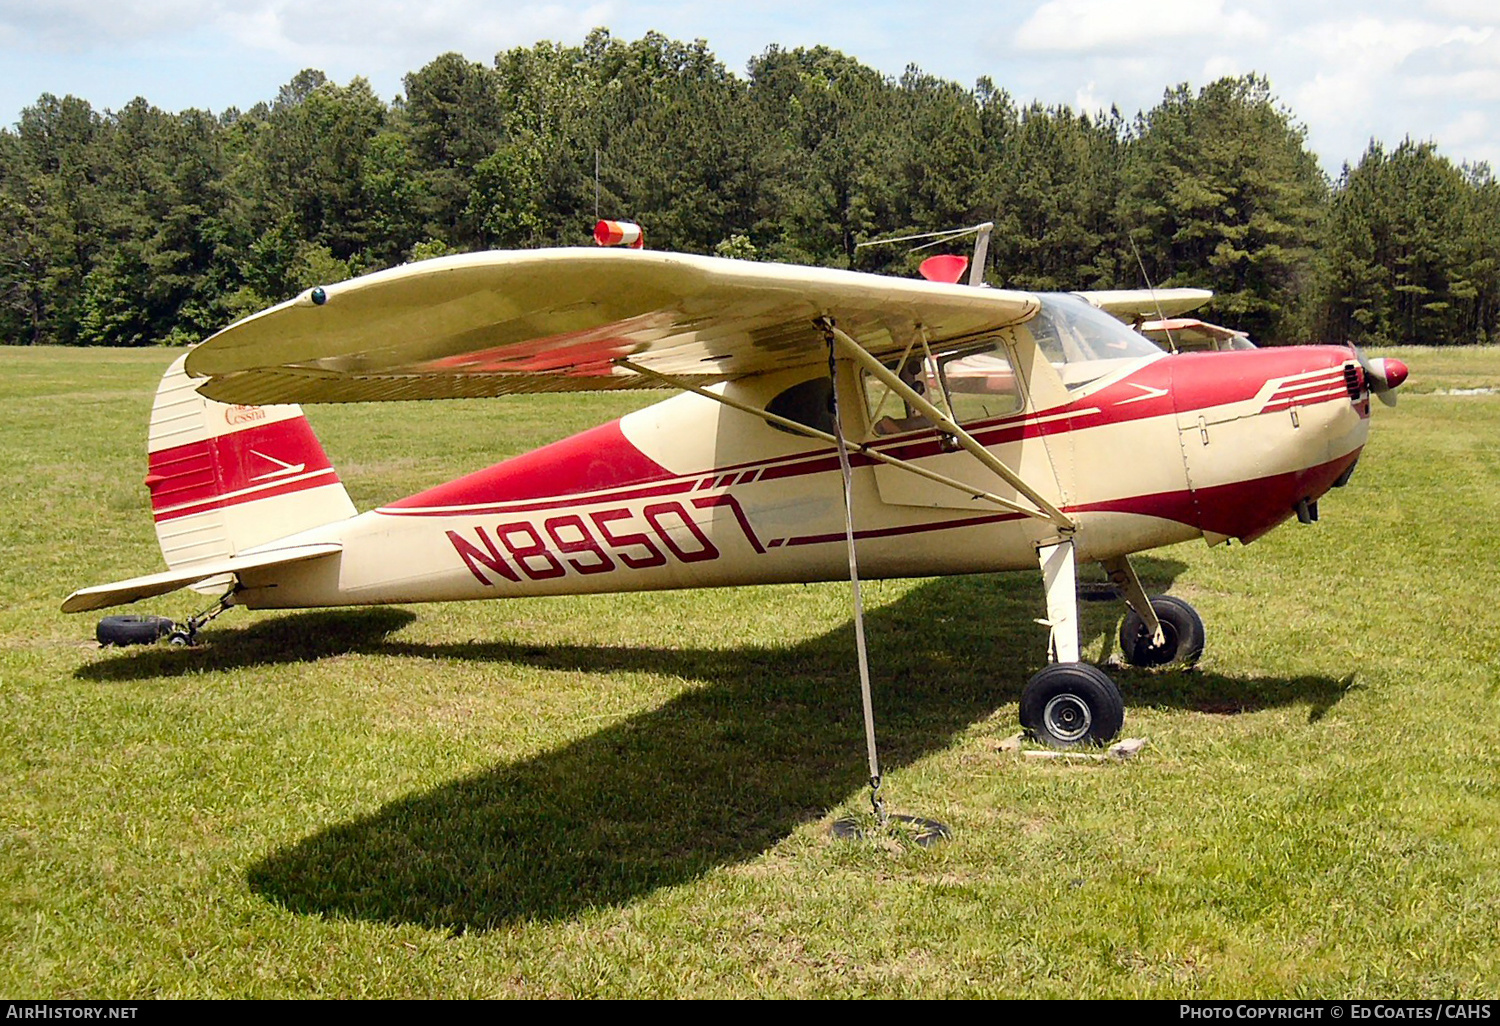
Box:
[234,314,1372,611]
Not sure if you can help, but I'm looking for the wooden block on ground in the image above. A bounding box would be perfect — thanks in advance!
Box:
[1019,738,1148,762]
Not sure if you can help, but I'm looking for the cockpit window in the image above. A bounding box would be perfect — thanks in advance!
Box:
[766,376,835,436]
[863,344,1025,434]
[1027,294,1166,390]
[864,358,937,436]
[938,345,1023,424]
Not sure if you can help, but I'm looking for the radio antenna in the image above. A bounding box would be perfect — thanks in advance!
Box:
[857,222,995,287]
[856,224,983,252]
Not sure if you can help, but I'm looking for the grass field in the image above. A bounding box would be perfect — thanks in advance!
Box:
[2,344,1498,998]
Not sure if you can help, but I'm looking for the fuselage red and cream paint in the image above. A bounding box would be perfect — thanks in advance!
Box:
[227,344,1371,610]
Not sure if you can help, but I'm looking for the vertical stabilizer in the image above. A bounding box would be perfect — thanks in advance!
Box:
[146,353,357,573]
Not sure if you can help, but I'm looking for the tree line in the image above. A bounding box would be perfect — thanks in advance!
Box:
[3,28,1497,348]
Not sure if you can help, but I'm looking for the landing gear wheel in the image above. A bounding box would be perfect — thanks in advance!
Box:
[1119,595,1205,668]
[1020,662,1125,748]
[96,615,175,647]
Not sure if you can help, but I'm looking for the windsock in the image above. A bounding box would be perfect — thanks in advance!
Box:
[594,219,645,249]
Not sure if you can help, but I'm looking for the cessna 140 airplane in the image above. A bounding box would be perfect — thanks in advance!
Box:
[63,225,1408,752]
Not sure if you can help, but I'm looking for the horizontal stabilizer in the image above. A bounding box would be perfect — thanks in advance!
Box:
[61,543,342,614]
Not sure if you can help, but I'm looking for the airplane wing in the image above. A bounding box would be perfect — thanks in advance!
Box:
[1139,317,1253,351]
[1072,288,1213,322]
[185,249,1041,405]
[61,544,342,613]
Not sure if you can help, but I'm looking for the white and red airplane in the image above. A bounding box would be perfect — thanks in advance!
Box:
[63,236,1408,750]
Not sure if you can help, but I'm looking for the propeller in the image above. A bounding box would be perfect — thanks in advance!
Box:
[1352,346,1409,407]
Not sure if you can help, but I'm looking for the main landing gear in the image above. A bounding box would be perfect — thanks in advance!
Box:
[1119,594,1205,669]
[1021,663,1124,748]
[1019,545,1204,748]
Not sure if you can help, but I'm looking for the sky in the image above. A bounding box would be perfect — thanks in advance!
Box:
[4,0,1500,176]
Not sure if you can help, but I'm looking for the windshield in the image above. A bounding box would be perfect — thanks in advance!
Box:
[1027,294,1166,389]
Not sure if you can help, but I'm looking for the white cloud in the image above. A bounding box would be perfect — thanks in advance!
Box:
[1428,0,1500,21]
[1291,15,1491,71]
[0,1,224,50]
[1200,54,1242,83]
[1292,70,1374,138]
[1,1,615,65]
[1407,67,1500,100]
[1439,107,1488,144]
[1015,0,1268,53]
[1278,10,1500,166]
[222,1,616,69]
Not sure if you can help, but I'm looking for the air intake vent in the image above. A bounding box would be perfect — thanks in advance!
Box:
[1343,363,1363,400]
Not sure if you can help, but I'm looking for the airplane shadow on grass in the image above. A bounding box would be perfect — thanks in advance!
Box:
[79,557,1351,932]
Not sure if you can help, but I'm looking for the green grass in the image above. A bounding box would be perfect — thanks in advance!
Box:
[1375,344,1500,394]
[2,345,1498,998]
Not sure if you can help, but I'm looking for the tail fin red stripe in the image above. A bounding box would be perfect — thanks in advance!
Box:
[147,417,338,517]
[146,352,357,571]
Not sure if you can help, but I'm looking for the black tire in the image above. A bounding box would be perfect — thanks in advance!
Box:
[1020,662,1124,748]
[1119,595,1205,668]
[96,614,175,647]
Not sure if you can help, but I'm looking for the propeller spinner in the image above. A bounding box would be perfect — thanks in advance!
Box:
[1353,346,1410,407]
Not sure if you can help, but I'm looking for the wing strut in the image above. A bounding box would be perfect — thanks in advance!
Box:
[615,361,1056,522]
[819,320,1076,532]
[624,343,954,843]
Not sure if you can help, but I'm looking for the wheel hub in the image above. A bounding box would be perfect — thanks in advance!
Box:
[1042,693,1092,744]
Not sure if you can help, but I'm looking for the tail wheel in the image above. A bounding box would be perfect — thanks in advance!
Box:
[1119,595,1205,668]
[1020,663,1124,748]
[96,615,175,647]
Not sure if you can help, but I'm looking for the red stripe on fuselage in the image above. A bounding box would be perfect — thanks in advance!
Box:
[1071,449,1362,543]
[384,419,675,512]
[1161,346,1354,419]
[783,449,1363,550]
[792,448,1355,549]
[379,347,1359,519]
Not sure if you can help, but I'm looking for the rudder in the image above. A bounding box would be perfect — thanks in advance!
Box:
[146,353,357,573]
